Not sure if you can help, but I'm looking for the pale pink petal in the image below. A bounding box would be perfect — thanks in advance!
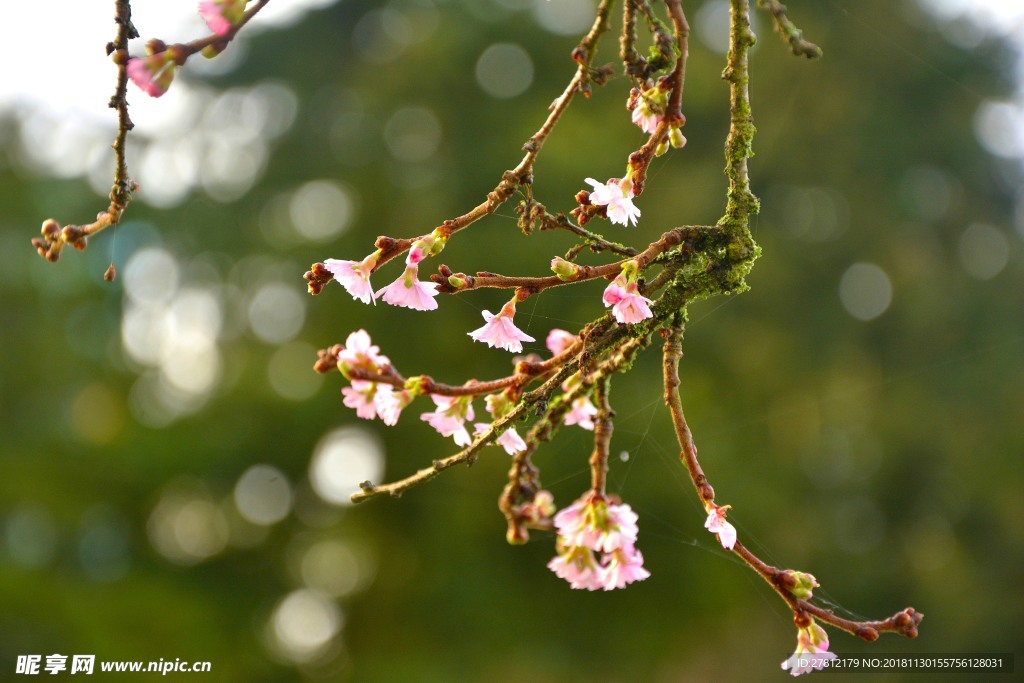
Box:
[545,329,577,357]
[324,257,376,304]
[705,506,737,550]
[631,106,662,134]
[198,0,245,36]
[377,266,439,311]
[126,56,175,98]
[468,308,535,353]
[547,546,603,591]
[338,329,389,370]
[585,178,641,227]
[602,281,627,307]
[599,545,650,590]
[342,381,379,420]
[495,427,527,454]
[563,396,598,430]
[611,290,654,324]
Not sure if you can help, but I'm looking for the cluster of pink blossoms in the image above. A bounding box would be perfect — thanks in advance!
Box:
[330,328,606,455]
[547,496,649,590]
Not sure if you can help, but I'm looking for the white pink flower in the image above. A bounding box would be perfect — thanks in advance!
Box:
[704,503,737,550]
[199,0,246,37]
[126,54,177,98]
[468,300,535,353]
[377,265,439,311]
[781,622,838,676]
[473,423,527,455]
[603,277,654,324]
[553,498,639,554]
[547,545,604,591]
[342,381,379,420]
[545,328,577,357]
[374,385,412,426]
[563,396,598,430]
[324,252,380,304]
[337,329,389,373]
[630,86,668,135]
[585,177,641,227]
[631,105,662,134]
[421,395,474,446]
[599,544,651,590]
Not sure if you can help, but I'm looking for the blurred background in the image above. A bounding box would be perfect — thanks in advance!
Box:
[1,0,1022,680]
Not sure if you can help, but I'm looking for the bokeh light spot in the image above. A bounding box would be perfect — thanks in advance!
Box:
[476,43,534,99]
[268,342,324,401]
[248,283,306,344]
[309,427,385,506]
[234,465,293,526]
[384,107,442,163]
[838,263,893,321]
[289,180,355,242]
[270,589,343,663]
[958,222,1009,280]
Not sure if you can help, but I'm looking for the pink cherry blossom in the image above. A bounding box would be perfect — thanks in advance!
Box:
[704,504,737,550]
[338,329,389,372]
[603,278,653,324]
[474,424,527,455]
[585,177,641,227]
[324,252,379,304]
[553,498,639,554]
[406,237,434,265]
[547,545,604,591]
[374,385,412,426]
[631,105,662,134]
[199,0,246,37]
[421,395,474,446]
[545,328,577,357]
[126,55,176,98]
[781,622,837,676]
[549,496,647,590]
[599,544,650,590]
[342,381,379,420]
[468,300,535,353]
[563,396,598,430]
[377,265,439,311]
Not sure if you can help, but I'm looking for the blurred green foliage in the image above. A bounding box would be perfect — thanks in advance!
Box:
[1,1,1023,680]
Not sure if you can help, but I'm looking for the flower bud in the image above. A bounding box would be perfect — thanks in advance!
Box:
[447,273,469,290]
[669,126,687,149]
[550,256,581,281]
[784,570,819,600]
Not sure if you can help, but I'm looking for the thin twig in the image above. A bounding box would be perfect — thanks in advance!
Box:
[756,0,822,59]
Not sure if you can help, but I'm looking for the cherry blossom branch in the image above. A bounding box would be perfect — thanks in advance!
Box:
[517,200,639,258]
[662,0,689,122]
[721,0,760,229]
[31,0,139,271]
[433,225,701,296]
[32,0,272,271]
[352,329,647,505]
[356,0,617,278]
[588,377,613,495]
[179,0,270,57]
[662,324,923,643]
[350,361,580,503]
[755,0,823,59]
[316,332,584,399]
